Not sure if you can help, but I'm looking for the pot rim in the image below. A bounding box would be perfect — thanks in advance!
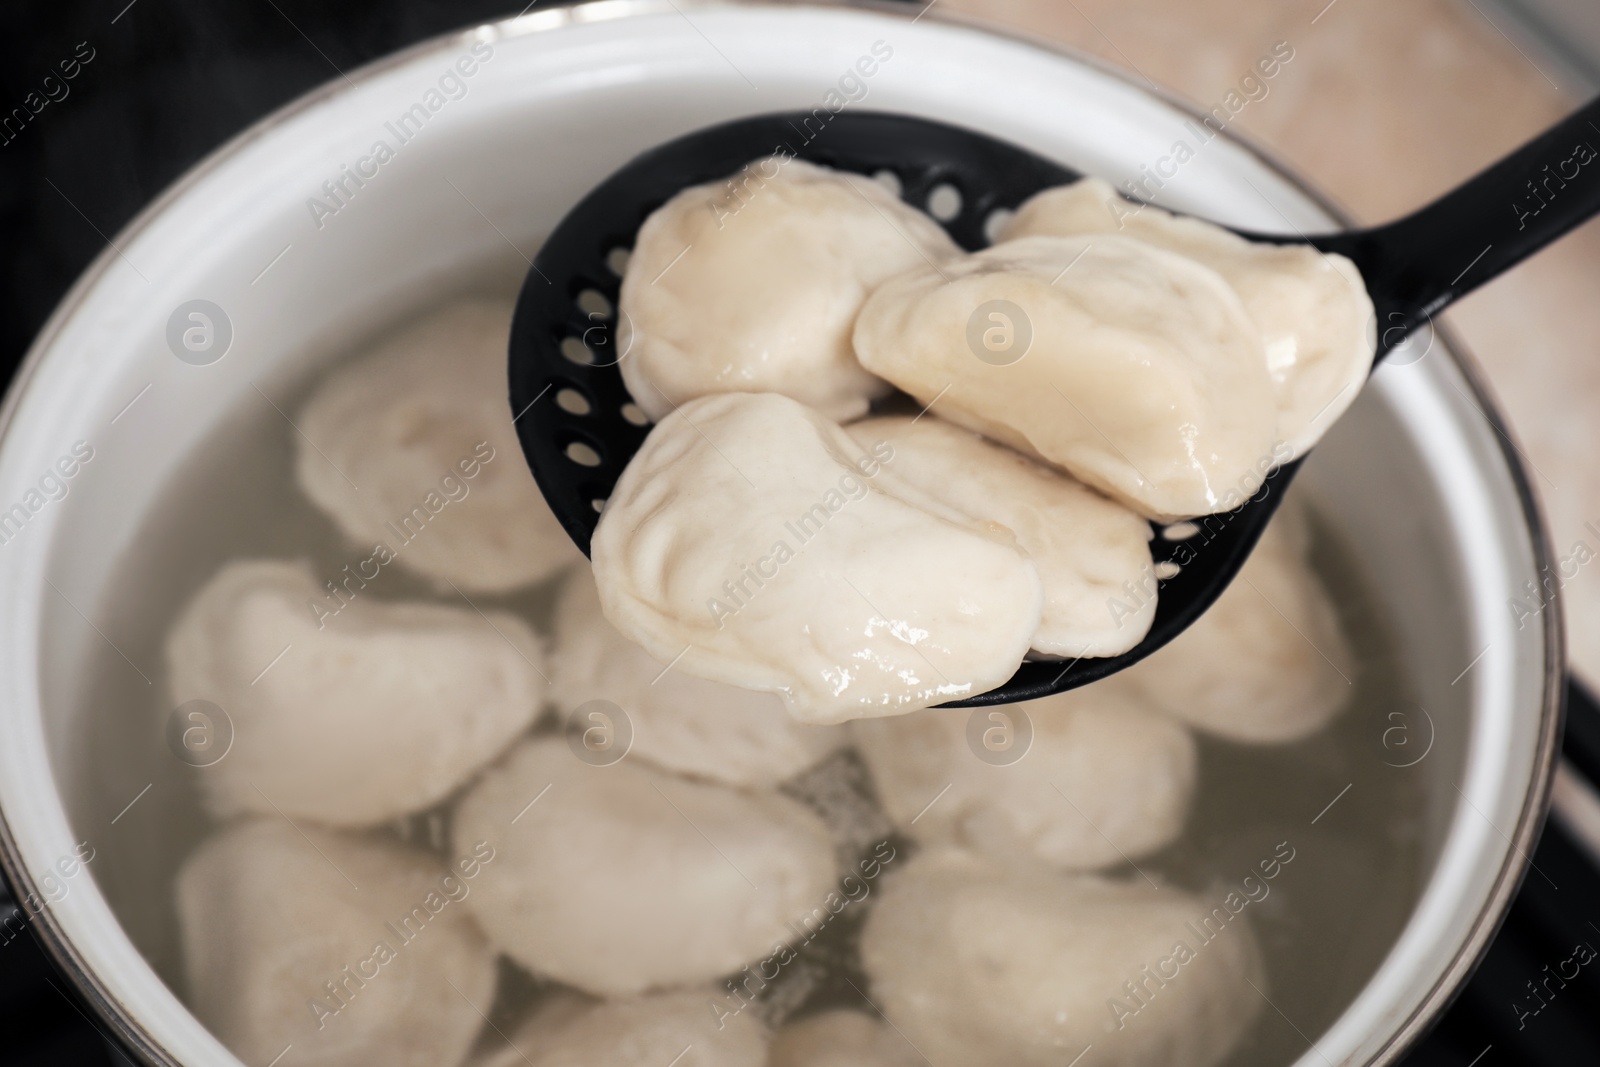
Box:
[0,2,1564,1065]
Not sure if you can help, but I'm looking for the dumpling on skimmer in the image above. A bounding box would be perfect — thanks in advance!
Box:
[850,414,1155,656]
[590,392,1044,722]
[853,234,1280,522]
[618,156,959,422]
[1002,177,1376,457]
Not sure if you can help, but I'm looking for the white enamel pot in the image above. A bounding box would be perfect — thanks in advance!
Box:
[0,2,1562,1065]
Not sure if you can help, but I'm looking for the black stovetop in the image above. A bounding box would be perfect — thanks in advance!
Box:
[3,1,1599,1063]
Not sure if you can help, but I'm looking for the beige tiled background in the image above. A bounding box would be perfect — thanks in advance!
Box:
[933,0,1600,685]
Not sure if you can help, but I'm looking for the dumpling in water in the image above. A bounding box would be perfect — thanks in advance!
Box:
[474,990,767,1067]
[467,994,594,1067]
[453,738,838,995]
[165,559,544,827]
[768,1010,924,1067]
[550,570,846,785]
[175,820,497,1067]
[619,156,959,422]
[851,683,1196,870]
[853,234,1279,521]
[1002,178,1375,457]
[1119,497,1355,743]
[858,849,1264,1067]
[851,414,1156,656]
[296,297,580,594]
[589,392,1044,722]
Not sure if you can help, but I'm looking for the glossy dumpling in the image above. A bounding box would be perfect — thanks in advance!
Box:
[850,414,1156,656]
[175,820,497,1067]
[1003,178,1376,457]
[851,683,1196,870]
[550,569,845,784]
[453,738,838,995]
[858,848,1264,1067]
[296,297,580,593]
[164,559,544,827]
[590,392,1044,722]
[853,235,1279,521]
[618,157,959,422]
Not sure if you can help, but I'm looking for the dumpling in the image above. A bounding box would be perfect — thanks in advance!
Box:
[853,234,1279,521]
[453,737,838,995]
[618,157,959,422]
[296,297,580,594]
[165,559,544,827]
[858,849,1264,1067]
[850,414,1156,656]
[175,819,497,1067]
[475,990,766,1067]
[467,994,593,1067]
[1002,178,1375,456]
[851,684,1196,870]
[590,392,1044,722]
[550,569,846,785]
[768,1010,924,1067]
[1118,498,1355,743]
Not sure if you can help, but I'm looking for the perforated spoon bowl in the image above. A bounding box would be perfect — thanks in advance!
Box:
[510,103,1600,706]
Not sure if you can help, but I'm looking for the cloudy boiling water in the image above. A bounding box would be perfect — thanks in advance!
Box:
[71,287,1427,1066]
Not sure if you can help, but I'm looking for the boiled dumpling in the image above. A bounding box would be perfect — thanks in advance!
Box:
[858,848,1264,1067]
[165,559,544,827]
[452,737,838,995]
[618,157,959,422]
[1118,497,1354,742]
[851,684,1196,870]
[590,392,1044,722]
[295,297,580,594]
[768,1010,924,1067]
[1002,178,1375,456]
[475,990,766,1067]
[550,569,845,784]
[175,819,497,1067]
[853,234,1278,521]
[467,993,594,1067]
[850,414,1156,656]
